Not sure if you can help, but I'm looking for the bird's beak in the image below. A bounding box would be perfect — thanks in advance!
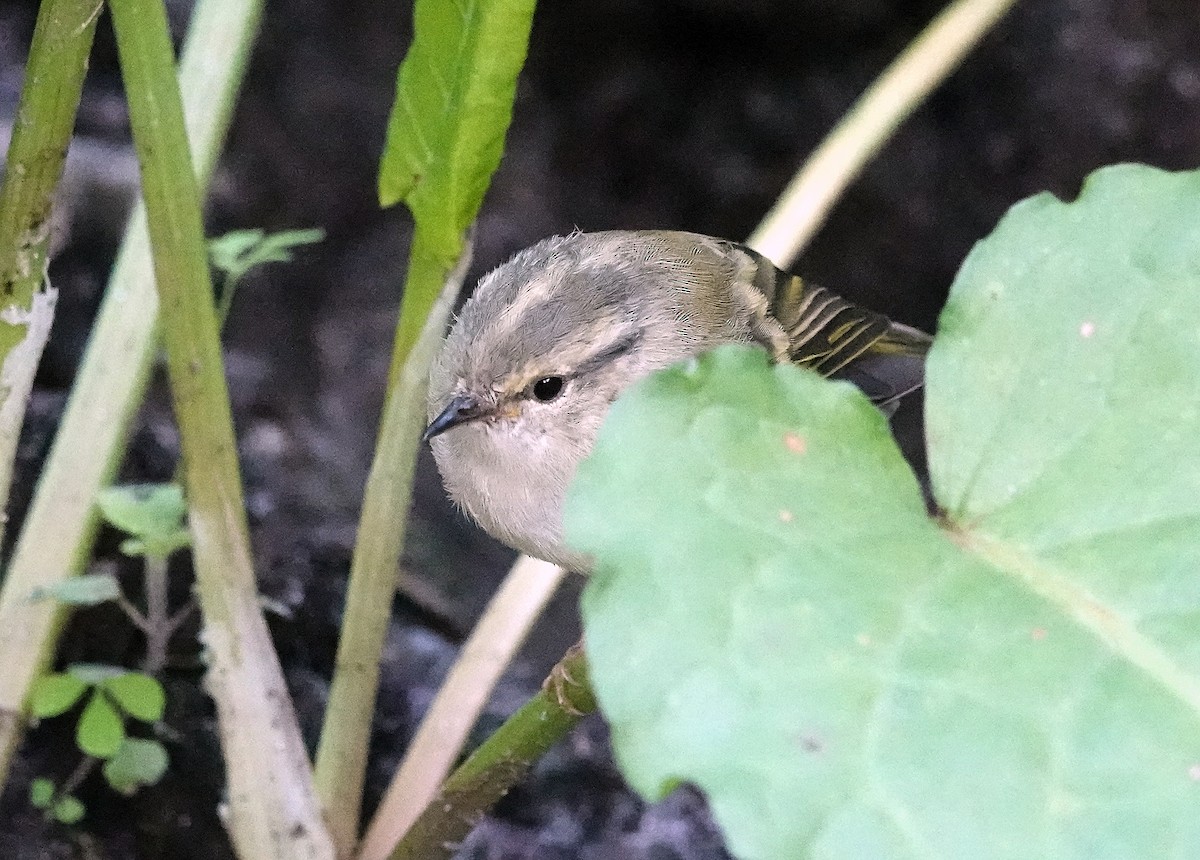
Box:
[423,394,488,442]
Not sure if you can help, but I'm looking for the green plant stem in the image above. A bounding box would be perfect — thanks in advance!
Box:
[385,268,435,389]
[106,0,332,857]
[314,233,471,856]
[0,0,261,796]
[115,594,151,632]
[0,0,100,783]
[0,0,101,489]
[0,0,100,544]
[357,555,567,860]
[141,555,170,673]
[387,645,595,860]
[746,0,1019,269]
[49,754,96,814]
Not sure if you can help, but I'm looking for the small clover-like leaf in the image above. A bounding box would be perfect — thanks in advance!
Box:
[102,673,165,723]
[52,795,85,825]
[76,692,125,759]
[103,737,169,795]
[30,673,87,718]
[29,777,55,809]
[30,573,121,606]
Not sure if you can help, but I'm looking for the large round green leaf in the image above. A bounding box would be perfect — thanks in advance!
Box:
[103,737,169,795]
[567,164,1200,859]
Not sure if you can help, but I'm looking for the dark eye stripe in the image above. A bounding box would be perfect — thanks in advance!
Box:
[573,328,643,377]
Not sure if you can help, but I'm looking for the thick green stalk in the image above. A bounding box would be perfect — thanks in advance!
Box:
[387,646,595,860]
[0,0,99,358]
[0,0,262,797]
[0,0,100,538]
[315,233,470,856]
[0,0,100,781]
[106,0,332,856]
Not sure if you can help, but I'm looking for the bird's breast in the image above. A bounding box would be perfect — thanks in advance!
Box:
[430,421,590,571]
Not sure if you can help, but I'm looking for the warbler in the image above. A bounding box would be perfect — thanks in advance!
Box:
[424,230,931,573]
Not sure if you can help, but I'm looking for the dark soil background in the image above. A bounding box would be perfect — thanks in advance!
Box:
[0,0,1197,857]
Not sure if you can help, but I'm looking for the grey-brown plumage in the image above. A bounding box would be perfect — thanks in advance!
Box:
[426,230,931,572]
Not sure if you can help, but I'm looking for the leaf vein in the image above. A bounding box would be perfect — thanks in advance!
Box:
[955,528,1200,718]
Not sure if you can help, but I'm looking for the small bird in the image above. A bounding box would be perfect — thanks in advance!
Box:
[424,230,931,573]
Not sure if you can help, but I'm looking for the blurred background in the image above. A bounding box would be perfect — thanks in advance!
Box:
[0,0,1197,856]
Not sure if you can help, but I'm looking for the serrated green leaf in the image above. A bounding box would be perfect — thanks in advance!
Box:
[76,692,125,758]
[96,483,186,541]
[569,161,1200,860]
[102,672,165,723]
[251,227,324,262]
[30,573,121,606]
[208,227,324,286]
[103,737,169,795]
[30,673,88,718]
[208,228,265,267]
[29,777,55,809]
[52,795,85,824]
[378,0,536,260]
[67,662,128,686]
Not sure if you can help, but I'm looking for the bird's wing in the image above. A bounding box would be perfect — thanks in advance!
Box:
[736,243,933,408]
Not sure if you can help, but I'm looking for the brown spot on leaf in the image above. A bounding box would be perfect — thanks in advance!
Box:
[778,509,793,523]
[1031,627,1047,641]
[784,432,806,454]
[1079,321,1096,338]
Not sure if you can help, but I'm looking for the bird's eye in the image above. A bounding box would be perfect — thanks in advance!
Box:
[532,376,565,402]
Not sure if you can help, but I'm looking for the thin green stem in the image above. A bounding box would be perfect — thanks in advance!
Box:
[141,555,170,673]
[357,556,566,860]
[48,753,97,816]
[115,594,151,633]
[107,0,331,856]
[0,0,262,796]
[314,233,472,856]
[386,277,433,390]
[166,600,196,637]
[746,0,1019,268]
[387,645,595,860]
